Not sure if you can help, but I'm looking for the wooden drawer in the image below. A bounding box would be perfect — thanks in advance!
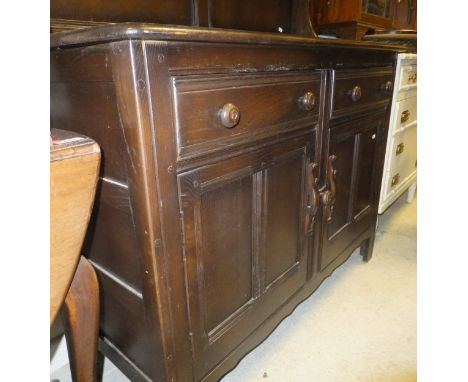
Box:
[331,68,393,117]
[171,72,321,159]
[393,95,417,133]
[398,64,417,92]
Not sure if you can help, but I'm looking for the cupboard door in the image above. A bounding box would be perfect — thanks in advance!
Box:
[178,138,314,379]
[319,114,384,271]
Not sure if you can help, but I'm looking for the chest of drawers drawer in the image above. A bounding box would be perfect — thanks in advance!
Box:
[171,72,321,159]
[393,94,417,133]
[384,125,417,198]
[398,64,417,92]
[331,68,393,117]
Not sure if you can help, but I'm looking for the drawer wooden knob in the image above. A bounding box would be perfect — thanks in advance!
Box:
[299,91,316,111]
[218,103,240,128]
[349,85,362,102]
[382,80,393,93]
[391,173,400,187]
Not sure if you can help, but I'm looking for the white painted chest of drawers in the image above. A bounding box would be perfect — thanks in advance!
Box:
[379,53,417,213]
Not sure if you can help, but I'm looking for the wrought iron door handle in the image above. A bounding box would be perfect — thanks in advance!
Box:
[321,155,337,223]
[305,161,320,235]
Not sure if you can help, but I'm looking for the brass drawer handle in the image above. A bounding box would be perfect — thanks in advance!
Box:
[218,103,240,128]
[401,110,410,123]
[298,91,316,111]
[396,142,405,155]
[348,85,362,102]
[391,173,400,187]
[408,73,417,83]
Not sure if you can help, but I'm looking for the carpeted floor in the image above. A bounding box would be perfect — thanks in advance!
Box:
[51,193,417,382]
[221,193,417,382]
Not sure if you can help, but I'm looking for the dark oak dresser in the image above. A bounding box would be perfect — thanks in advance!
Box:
[51,3,403,380]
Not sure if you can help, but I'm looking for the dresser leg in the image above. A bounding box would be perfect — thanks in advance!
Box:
[61,257,100,382]
[360,237,375,262]
[406,182,417,203]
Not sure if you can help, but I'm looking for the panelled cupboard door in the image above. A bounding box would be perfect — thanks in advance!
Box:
[319,113,385,271]
[178,136,316,379]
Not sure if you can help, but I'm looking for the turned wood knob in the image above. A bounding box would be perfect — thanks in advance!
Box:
[382,80,393,93]
[299,91,316,111]
[219,103,240,128]
[349,85,362,102]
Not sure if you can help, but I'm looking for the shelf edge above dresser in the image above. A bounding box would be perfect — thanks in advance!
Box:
[51,22,406,52]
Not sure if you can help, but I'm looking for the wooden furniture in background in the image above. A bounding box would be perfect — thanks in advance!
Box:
[312,0,417,40]
[50,0,316,36]
[50,129,101,381]
[361,33,416,211]
[378,52,417,212]
[51,23,402,381]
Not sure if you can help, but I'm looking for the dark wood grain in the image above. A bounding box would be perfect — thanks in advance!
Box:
[178,135,312,379]
[331,68,393,117]
[51,0,193,25]
[312,0,360,25]
[209,0,292,33]
[49,23,403,51]
[51,22,398,382]
[50,82,128,182]
[50,0,317,37]
[319,108,389,271]
[172,71,321,158]
[95,266,165,381]
[83,180,143,291]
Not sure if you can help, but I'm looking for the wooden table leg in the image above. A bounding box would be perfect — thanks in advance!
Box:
[61,257,100,382]
[360,236,375,262]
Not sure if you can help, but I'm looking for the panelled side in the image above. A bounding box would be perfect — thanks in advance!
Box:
[51,43,167,382]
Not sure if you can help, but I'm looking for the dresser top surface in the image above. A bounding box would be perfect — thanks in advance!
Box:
[362,33,417,53]
[51,22,404,52]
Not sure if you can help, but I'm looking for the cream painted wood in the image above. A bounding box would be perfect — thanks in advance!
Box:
[394,93,417,133]
[397,64,417,92]
[382,125,417,200]
[378,53,417,214]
